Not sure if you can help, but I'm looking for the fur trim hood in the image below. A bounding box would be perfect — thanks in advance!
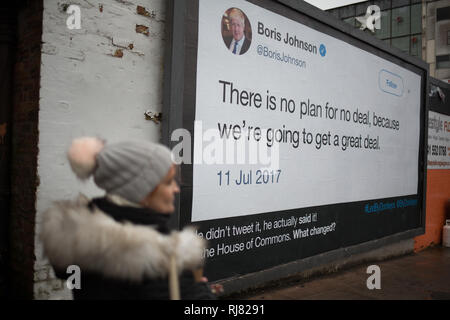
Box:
[40,195,205,282]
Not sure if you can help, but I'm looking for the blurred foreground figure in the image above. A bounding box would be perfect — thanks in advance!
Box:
[41,137,216,300]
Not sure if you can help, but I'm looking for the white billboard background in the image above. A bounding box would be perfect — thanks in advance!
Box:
[191,0,422,222]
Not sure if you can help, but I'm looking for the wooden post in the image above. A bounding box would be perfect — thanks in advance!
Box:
[169,254,180,300]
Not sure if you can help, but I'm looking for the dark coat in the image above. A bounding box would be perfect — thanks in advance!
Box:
[41,195,215,300]
[224,35,251,55]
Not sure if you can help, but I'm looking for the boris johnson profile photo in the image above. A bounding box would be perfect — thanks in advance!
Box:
[222,8,252,55]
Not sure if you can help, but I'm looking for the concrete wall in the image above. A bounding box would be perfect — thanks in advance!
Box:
[426,0,450,79]
[34,0,166,299]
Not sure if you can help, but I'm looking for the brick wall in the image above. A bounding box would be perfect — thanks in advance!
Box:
[9,0,43,299]
[34,0,165,299]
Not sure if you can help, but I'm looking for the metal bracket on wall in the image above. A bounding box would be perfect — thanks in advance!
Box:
[144,111,162,124]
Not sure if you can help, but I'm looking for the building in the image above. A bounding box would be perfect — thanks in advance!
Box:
[327,0,450,81]
[327,0,450,270]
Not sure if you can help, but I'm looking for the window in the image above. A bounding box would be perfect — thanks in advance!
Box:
[437,6,450,22]
[391,6,410,37]
[392,0,411,9]
[392,36,410,53]
[331,1,424,61]
[411,35,421,58]
[411,4,422,34]
[436,55,450,69]
[375,10,391,39]
[344,17,356,27]
[373,0,391,11]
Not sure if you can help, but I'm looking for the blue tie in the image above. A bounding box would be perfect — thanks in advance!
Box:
[232,41,238,54]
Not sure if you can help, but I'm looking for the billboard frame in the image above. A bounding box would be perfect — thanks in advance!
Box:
[162,0,428,286]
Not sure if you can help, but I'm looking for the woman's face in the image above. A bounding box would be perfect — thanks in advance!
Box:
[140,165,180,214]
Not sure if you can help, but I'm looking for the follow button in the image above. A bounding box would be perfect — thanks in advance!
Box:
[378,69,404,97]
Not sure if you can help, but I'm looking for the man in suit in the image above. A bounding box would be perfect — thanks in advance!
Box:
[224,8,251,55]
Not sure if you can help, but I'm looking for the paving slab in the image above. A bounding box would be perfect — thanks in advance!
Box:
[232,246,450,300]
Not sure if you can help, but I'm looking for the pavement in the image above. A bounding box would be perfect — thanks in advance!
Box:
[230,246,450,300]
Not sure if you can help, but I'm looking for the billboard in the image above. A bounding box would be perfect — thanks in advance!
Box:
[164,0,428,281]
[428,79,450,169]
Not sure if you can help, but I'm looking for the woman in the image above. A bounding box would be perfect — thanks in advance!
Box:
[41,137,216,299]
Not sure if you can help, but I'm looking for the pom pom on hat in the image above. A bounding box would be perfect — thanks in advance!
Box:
[68,137,104,179]
[66,137,173,204]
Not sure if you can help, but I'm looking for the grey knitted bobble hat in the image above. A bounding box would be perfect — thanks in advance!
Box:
[67,137,173,204]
